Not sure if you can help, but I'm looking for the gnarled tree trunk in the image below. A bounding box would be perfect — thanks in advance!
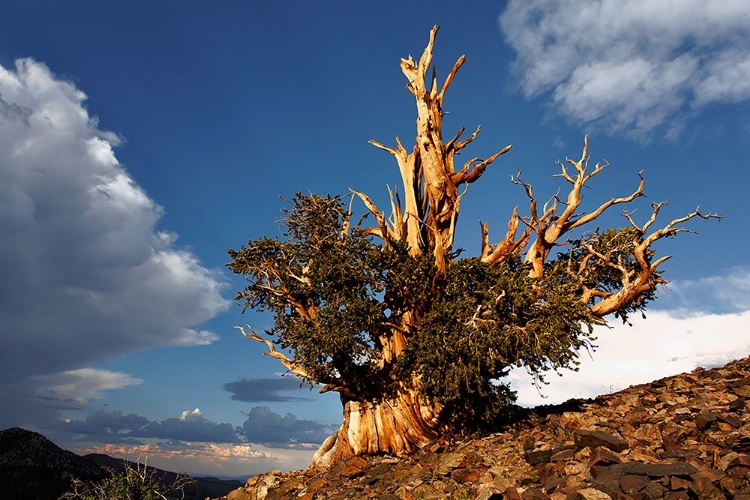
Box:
[310,387,440,469]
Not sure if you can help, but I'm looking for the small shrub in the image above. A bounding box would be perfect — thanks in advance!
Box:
[60,460,193,500]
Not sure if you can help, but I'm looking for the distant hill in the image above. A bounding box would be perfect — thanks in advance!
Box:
[0,427,242,500]
[0,427,105,500]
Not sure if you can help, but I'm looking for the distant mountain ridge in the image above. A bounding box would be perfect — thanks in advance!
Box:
[0,427,105,500]
[0,427,241,500]
[0,427,105,477]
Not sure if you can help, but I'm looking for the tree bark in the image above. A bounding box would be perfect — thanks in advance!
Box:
[363,25,512,273]
[310,387,440,469]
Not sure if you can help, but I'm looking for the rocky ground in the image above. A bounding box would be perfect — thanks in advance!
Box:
[215,356,750,499]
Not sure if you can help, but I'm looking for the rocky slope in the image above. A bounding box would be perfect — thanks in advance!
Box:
[216,356,750,499]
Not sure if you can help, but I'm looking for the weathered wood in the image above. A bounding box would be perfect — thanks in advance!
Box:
[310,387,440,469]
[365,25,511,272]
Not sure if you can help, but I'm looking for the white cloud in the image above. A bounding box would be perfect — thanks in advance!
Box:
[499,0,750,138]
[179,408,203,421]
[0,58,229,423]
[509,266,750,406]
[694,49,750,105]
[32,368,142,404]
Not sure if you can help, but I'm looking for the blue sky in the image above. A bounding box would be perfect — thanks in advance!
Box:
[1,0,749,477]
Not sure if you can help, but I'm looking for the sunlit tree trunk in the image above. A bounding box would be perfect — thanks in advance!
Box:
[311,386,440,468]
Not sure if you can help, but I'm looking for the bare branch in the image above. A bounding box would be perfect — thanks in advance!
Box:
[566,171,645,231]
[418,26,439,81]
[640,201,667,234]
[369,139,400,156]
[351,189,394,243]
[588,207,724,319]
[288,269,311,285]
[452,145,512,186]
[623,209,640,229]
[254,274,317,322]
[236,325,311,379]
[444,126,466,151]
[453,125,481,152]
[553,160,576,184]
[480,206,533,264]
[520,136,650,277]
[438,54,466,102]
[642,207,724,248]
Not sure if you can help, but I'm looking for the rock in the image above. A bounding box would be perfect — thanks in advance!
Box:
[586,446,623,467]
[696,412,722,430]
[520,486,545,499]
[619,461,698,477]
[474,485,503,500]
[574,430,629,453]
[575,488,612,499]
[619,474,649,493]
[327,455,368,479]
[640,480,668,498]
[435,452,464,475]
[451,467,482,483]
[670,476,692,489]
[525,447,564,465]
[503,486,522,499]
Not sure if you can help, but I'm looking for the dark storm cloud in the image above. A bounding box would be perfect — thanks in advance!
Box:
[239,407,334,448]
[224,377,315,403]
[61,410,151,437]
[54,406,336,449]
[56,408,241,444]
[0,368,142,430]
[143,409,240,443]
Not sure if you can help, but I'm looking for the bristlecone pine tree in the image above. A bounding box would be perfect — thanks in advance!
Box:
[228,26,722,468]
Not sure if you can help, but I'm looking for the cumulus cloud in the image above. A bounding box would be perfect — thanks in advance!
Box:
[224,377,315,403]
[499,0,750,138]
[240,407,334,449]
[0,57,229,426]
[56,404,335,451]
